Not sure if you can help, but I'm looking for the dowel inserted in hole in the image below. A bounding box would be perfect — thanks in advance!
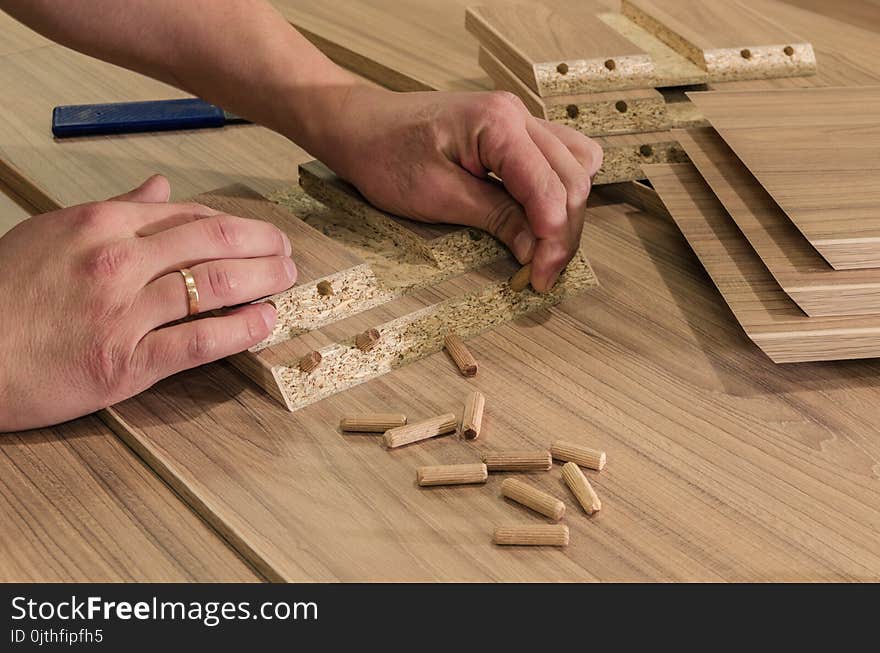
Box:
[316,280,334,296]
[355,328,380,352]
[298,351,322,373]
[509,264,532,291]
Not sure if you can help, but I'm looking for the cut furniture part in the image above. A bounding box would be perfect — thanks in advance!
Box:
[687,87,880,270]
[594,132,689,184]
[645,163,880,364]
[677,127,880,317]
[195,176,597,411]
[479,45,708,136]
[270,251,597,412]
[622,0,816,80]
[479,45,670,136]
[465,1,656,97]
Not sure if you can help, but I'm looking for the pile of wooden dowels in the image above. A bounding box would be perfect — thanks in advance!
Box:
[339,330,606,548]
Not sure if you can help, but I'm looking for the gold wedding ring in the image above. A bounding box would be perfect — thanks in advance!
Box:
[179,268,200,316]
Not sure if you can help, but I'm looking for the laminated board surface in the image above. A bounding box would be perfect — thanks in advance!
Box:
[646,162,880,364]
[466,1,656,96]
[689,87,880,270]
[622,0,816,80]
[677,127,880,317]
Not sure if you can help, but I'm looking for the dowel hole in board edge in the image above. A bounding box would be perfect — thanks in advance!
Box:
[556,62,569,75]
[639,144,653,157]
[615,100,628,113]
[604,59,616,71]
[740,48,752,59]
[566,104,579,119]
[783,45,794,56]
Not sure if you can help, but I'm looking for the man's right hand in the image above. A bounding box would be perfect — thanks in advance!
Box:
[0,175,297,432]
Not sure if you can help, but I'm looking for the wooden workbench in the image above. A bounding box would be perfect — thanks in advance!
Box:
[2,3,879,582]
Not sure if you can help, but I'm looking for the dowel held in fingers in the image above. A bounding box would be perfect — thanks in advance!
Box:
[461,391,485,440]
[501,477,565,521]
[417,463,488,486]
[340,413,407,433]
[482,450,552,472]
[493,524,569,547]
[444,333,478,377]
[383,413,458,448]
[551,440,606,471]
[562,462,602,515]
[509,264,532,292]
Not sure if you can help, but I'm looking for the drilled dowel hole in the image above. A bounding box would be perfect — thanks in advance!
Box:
[740,48,752,59]
[566,104,579,119]
[556,62,569,75]
[783,45,794,56]
[639,144,653,157]
[615,100,628,113]
[604,59,616,71]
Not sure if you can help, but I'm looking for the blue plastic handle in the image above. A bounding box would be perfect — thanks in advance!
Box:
[52,98,227,138]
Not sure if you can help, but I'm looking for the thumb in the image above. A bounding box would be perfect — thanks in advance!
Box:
[440,168,536,264]
[109,174,171,203]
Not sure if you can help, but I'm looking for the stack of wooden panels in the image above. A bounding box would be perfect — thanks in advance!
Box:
[464,0,817,182]
[644,85,880,364]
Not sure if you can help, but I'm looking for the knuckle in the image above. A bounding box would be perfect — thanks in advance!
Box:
[484,200,521,239]
[83,331,133,399]
[567,174,592,203]
[485,90,526,117]
[207,215,243,249]
[243,310,270,344]
[206,263,238,298]
[81,240,135,280]
[71,202,111,231]
[187,324,217,363]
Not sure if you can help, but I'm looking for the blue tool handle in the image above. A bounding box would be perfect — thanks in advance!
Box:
[52,98,226,138]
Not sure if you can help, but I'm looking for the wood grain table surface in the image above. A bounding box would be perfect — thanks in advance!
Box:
[2,4,880,582]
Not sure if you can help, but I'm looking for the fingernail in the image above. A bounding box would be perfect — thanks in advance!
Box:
[282,232,292,256]
[282,256,297,281]
[512,230,536,263]
[260,302,277,331]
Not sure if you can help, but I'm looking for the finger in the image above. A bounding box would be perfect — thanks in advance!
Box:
[526,121,590,290]
[138,214,292,281]
[109,174,171,203]
[540,120,604,178]
[135,255,297,329]
[131,303,277,386]
[423,165,536,263]
[478,118,569,245]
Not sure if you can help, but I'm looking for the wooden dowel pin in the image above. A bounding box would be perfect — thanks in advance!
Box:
[444,333,478,377]
[562,462,602,516]
[316,280,334,296]
[482,450,552,472]
[509,264,532,292]
[494,524,569,547]
[298,351,322,374]
[417,463,488,487]
[340,413,407,433]
[461,391,485,440]
[355,328,381,352]
[551,440,606,471]
[384,413,458,448]
[501,477,565,521]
